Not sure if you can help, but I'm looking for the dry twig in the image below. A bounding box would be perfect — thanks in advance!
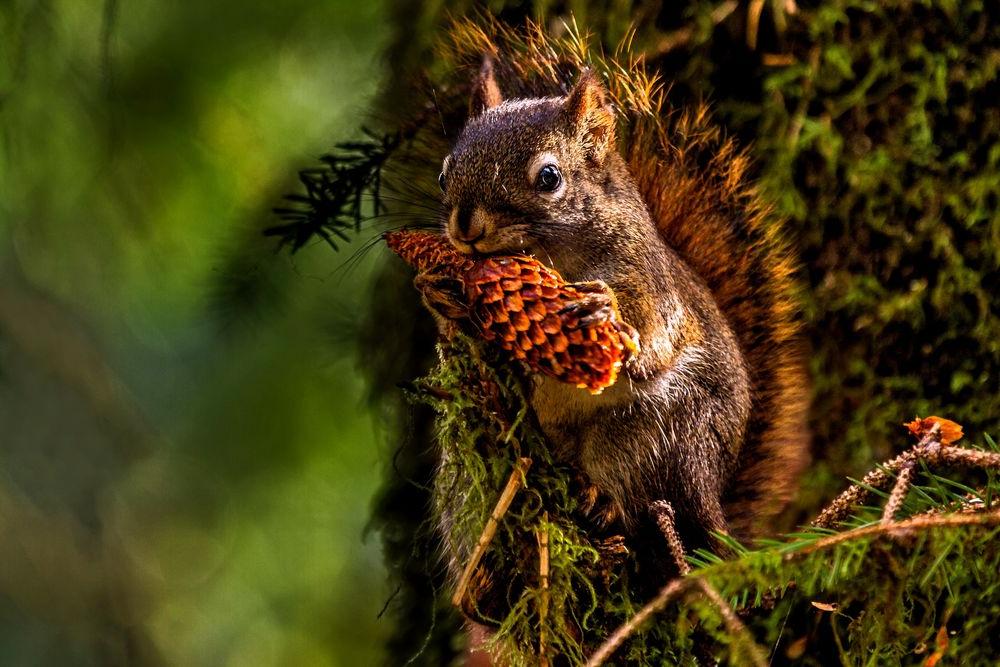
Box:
[452,457,533,609]
[799,508,1000,557]
[537,512,550,667]
[584,577,694,667]
[696,579,768,667]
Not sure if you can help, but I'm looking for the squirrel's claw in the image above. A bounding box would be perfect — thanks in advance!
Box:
[414,271,468,321]
[457,562,497,626]
[577,480,622,529]
[559,280,615,330]
[596,534,629,561]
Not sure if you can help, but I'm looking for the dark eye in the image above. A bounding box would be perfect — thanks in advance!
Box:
[535,164,562,193]
[438,171,447,193]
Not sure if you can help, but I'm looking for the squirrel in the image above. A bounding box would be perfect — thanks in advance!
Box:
[417,56,810,555]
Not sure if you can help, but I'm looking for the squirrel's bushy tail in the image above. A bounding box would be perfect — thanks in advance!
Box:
[628,113,810,536]
[440,18,810,536]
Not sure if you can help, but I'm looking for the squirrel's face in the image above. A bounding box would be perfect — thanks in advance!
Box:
[438,65,636,267]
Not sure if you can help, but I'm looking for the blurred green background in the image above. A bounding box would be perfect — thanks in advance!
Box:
[1,2,392,664]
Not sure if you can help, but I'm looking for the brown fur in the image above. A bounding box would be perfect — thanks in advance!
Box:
[427,20,809,544]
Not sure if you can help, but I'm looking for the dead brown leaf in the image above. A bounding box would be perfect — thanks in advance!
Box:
[905,416,963,445]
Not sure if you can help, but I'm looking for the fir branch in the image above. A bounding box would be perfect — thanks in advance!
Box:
[267,129,402,252]
[795,507,1000,559]
[814,423,1000,529]
[813,423,943,528]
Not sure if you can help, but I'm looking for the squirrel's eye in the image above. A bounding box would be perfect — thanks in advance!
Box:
[438,171,447,193]
[535,164,562,193]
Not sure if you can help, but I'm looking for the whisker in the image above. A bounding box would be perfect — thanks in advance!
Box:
[361,212,440,225]
[329,232,393,283]
[391,190,441,211]
[383,179,443,207]
[328,221,441,284]
[361,194,441,214]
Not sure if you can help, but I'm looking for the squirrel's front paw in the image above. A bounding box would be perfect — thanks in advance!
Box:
[414,271,468,336]
[592,535,630,586]
[560,280,615,329]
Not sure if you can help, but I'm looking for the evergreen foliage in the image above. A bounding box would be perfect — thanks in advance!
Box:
[268,131,401,252]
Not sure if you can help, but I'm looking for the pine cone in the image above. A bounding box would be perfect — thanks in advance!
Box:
[385,230,639,393]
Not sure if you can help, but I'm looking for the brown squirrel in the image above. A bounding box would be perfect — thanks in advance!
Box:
[417,56,809,551]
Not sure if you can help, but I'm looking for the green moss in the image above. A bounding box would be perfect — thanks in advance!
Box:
[414,336,600,665]
[411,334,1000,665]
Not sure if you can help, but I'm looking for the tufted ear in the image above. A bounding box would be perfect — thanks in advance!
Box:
[562,70,616,163]
[469,56,503,118]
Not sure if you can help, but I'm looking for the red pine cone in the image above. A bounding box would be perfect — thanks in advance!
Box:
[385,230,639,393]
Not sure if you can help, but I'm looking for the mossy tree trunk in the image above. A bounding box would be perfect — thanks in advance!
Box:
[353,2,999,663]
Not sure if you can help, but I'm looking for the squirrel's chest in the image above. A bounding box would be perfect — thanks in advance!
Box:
[529,374,636,453]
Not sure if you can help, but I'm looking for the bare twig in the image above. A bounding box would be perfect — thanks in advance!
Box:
[452,457,533,609]
[537,512,550,667]
[799,508,1000,557]
[584,578,694,667]
[696,579,768,667]
[881,461,917,525]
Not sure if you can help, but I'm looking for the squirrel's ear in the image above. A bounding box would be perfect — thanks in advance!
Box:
[469,56,503,118]
[562,70,616,162]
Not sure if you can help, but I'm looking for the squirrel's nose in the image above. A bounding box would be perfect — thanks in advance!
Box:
[449,207,487,243]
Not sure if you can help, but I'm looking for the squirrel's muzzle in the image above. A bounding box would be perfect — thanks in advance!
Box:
[448,207,489,247]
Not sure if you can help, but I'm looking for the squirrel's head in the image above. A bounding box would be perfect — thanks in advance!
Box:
[438,60,650,271]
